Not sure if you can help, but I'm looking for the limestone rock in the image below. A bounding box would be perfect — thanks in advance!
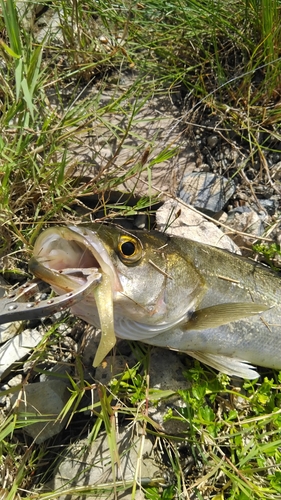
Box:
[13,378,71,443]
[156,199,241,254]
[148,349,189,435]
[225,207,265,250]
[177,172,236,213]
[0,329,43,381]
[45,428,160,499]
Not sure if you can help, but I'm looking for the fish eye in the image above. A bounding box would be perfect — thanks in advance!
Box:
[117,235,143,264]
[120,241,135,256]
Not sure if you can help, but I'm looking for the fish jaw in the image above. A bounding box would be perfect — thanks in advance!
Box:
[29,226,121,294]
[29,226,124,366]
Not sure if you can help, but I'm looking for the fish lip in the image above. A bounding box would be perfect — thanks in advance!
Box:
[31,225,122,293]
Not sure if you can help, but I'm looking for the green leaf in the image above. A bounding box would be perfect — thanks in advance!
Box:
[15,58,23,101]
[198,405,215,423]
[0,40,21,59]
[0,0,22,57]
[0,416,16,441]
[21,78,34,119]
[28,44,43,94]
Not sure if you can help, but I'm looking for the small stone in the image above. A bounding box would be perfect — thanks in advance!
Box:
[149,349,187,391]
[51,311,65,322]
[0,383,10,407]
[177,172,236,213]
[0,279,23,344]
[8,374,22,387]
[61,336,77,352]
[57,323,71,334]
[207,135,218,149]
[34,9,64,44]
[257,198,277,216]
[134,214,147,229]
[16,1,36,30]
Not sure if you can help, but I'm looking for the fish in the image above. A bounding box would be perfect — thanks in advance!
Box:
[29,224,281,379]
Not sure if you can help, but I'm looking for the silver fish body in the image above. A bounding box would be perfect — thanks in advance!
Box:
[30,224,281,379]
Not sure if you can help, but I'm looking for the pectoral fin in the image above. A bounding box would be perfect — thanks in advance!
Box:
[185,303,269,331]
[186,351,259,379]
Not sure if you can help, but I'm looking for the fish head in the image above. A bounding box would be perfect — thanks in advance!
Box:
[29,224,205,363]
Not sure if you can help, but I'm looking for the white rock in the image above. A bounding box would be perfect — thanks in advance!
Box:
[156,199,241,254]
[35,9,64,44]
[149,349,187,391]
[225,207,264,250]
[0,329,43,380]
[46,428,160,499]
[0,321,22,344]
[13,379,71,443]
[8,374,23,387]
[148,349,189,435]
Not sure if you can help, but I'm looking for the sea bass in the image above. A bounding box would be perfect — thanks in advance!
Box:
[29,224,281,379]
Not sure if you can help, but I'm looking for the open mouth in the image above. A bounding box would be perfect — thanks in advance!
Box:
[31,235,100,288]
[29,225,120,366]
[29,226,120,293]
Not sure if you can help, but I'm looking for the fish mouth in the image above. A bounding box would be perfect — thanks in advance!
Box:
[29,225,121,294]
[29,225,121,367]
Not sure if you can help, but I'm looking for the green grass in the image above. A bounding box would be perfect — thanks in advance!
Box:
[1,0,281,498]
